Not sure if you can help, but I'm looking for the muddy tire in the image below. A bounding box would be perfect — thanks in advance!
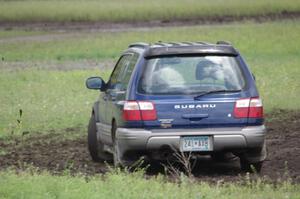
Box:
[240,160,263,173]
[88,114,111,162]
[240,141,267,173]
[112,122,124,168]
[211,152,237,162]
[113,138,123,168]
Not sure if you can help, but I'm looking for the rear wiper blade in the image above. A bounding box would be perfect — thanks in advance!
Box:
[194,89,241,100]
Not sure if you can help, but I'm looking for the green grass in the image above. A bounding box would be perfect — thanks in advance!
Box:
[0,20,299,138]
[0,18,299,199]
[0,0,300,23]
[0,170,299,199]
[0,69,110,138]
[0,30,46,39]
[0,20,299,62]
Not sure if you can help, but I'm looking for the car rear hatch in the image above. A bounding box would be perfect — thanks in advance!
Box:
[133,55,256,128]
[137,94,247,128]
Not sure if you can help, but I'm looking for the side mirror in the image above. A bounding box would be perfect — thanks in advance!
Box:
[86,77,106,91]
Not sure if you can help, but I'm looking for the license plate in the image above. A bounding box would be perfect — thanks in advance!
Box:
[180,136,212,152]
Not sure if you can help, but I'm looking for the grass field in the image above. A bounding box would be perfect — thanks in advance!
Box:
[0,4,300,196]
[0,170,299,199]
[0,30,46,39]
[0,69,110,138]
[0,20,300,138]
[0,0,300,23]
[1,20,299,62]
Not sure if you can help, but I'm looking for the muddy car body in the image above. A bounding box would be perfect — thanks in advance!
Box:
[86,41,267,172]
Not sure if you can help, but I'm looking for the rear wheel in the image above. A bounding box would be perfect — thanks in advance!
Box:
[240,159,263,173]
[112,122,136,168]
[240,141,267,173]
[88,113,112,162]
[211,152,237,162]
[112,122,124,168]
[113,139,122,168]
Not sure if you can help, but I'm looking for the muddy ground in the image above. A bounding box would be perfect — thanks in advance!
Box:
[0,109,299,183]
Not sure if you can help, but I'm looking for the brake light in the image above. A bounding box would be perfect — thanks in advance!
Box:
[234,97,263,118]
[249,98,263,118]
[123,101,157,121]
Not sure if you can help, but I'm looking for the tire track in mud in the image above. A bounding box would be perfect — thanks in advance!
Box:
[0,110,299,183]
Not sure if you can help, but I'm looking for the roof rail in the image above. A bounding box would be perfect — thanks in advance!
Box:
[181,42,194,45]
[128,42,149,48]
[154,41,213,47]
[128,41,231,48]
[154,42,169,46]
[195,41,211,45]
[216,41,232,45]
[168,42,182,46]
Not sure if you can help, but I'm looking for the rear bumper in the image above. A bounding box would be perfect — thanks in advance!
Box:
[116,125,266,156]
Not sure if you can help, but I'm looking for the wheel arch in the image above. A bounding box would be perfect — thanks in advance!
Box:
[92,101,100,122]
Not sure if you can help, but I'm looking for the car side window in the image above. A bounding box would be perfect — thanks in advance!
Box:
[121,53,139,89]
[108,54,132,89]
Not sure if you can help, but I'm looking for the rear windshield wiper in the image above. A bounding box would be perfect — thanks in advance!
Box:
[194,89,241,100]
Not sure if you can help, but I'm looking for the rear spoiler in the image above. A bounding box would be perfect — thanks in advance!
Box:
[144,45,238,58]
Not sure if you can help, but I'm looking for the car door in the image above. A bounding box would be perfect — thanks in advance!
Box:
[99,53,134,145]
[107,53,140,121]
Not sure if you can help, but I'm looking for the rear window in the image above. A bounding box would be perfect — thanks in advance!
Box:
[138,56,245,95]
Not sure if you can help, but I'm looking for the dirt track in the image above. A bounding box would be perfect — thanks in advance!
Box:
[0,110,299,183]
[1,11,300,31]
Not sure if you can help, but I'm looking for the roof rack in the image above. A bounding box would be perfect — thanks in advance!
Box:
[181,42,194,45]
[128,42,149,49]
[216,41,232,45]
[168,42,182,46]
[195,41,211,45]
[129,41,232,50]
[154,41,213,47]
[154,42,170,46]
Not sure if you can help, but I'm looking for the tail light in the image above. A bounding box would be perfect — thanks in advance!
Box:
[234,97,263,118]
[123,101,157,121]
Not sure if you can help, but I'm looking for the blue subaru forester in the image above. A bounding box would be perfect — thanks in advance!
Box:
[86,41,267,172]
